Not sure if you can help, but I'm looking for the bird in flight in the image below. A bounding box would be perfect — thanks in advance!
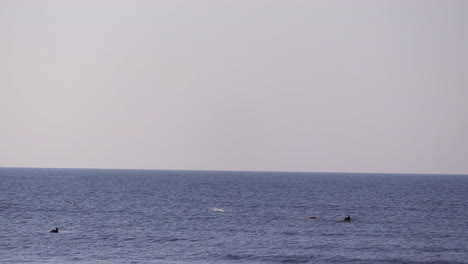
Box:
[63,199,86,206]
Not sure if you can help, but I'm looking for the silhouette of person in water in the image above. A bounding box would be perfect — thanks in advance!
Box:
[344,215,351,221]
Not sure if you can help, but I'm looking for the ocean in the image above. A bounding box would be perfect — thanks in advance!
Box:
[0,167,467,264]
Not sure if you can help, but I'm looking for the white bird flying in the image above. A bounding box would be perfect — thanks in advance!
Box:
[63,199,86,206]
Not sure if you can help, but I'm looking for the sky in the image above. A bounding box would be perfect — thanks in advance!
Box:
[1,0,467,174]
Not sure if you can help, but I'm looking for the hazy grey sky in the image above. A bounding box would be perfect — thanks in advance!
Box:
[1,0,467,174]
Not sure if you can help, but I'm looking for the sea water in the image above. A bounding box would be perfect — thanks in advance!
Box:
[1,168,467,264]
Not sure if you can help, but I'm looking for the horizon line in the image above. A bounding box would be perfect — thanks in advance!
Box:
[1,166,467,177]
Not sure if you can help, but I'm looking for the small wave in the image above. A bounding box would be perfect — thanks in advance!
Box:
[223,253,315,263]
[282,230,299,236]
[212,208,225,212]
[320,232,347,237]
[262,254,316,263]
[324,256,468,264]
[292,204,307,208]
[297,216,318,220]
[155,236,188,243]
[225,253,255,260]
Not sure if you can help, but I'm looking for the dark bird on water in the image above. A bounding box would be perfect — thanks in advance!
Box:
[344,215,351,221]
[64,199,86,206]
[50,227,58,233]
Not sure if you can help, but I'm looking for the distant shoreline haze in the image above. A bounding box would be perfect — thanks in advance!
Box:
[1,167,467,177]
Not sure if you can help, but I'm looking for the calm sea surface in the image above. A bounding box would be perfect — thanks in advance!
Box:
[1,168,467,264]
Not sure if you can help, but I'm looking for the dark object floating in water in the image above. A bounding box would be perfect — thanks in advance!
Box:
[64,199,86,206]
[50,227,58,233]
[344,215,351,221]
[308,216,317,219]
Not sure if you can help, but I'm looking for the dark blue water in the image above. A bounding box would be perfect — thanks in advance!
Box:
[1,168,467,264]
